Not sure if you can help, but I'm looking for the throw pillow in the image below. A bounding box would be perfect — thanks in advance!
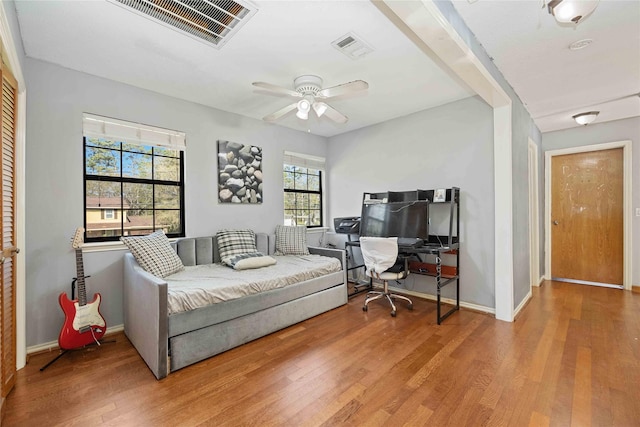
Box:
[274,225,310,255]
[216,229,258,264]
[120,230,184,278]
[226,252,277,270]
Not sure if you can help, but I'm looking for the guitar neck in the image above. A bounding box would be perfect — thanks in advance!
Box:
[75,248,87,306]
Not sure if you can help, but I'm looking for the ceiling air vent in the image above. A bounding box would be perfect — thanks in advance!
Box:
[331,32,374,60]
[109,0,258,49]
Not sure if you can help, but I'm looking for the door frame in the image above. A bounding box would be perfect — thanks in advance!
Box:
[0,3,27,370]
[544,140,632,289]
[528,139,540,287]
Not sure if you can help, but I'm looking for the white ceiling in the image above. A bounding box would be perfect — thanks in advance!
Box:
[12,1,640,136]
[452,0,640,132]
[13,0,474,137]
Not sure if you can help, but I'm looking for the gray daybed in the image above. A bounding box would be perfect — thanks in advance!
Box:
[123,233,347,379]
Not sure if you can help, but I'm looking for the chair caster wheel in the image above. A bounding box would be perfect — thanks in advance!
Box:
[362,305,368,312]
[391,311,396,317]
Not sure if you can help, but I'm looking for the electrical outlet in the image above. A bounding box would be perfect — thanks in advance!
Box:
[636,208,640,217]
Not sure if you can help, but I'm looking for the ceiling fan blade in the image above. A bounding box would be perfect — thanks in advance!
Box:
[319,103,348,124]
[316,80,368,99]
[263,103,298,122]
[252,82,301,98]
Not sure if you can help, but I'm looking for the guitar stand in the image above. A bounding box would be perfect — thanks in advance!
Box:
[39,338,116,372]
[40,277,113,372]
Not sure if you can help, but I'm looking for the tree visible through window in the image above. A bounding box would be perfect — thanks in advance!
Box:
[84,137,184,241]
[283,164,322,227]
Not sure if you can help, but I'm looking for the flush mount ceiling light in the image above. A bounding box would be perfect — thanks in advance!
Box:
[572,111,600,125]
[547,0,599,25]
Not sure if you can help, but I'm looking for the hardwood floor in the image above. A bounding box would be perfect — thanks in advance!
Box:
[4,281,640,426]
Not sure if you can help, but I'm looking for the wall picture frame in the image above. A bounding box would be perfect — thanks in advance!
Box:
[217,140,263,204]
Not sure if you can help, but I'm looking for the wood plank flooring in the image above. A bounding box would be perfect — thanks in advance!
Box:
[4,281,640,426]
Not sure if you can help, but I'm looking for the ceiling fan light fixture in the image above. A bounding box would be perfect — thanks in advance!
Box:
[572,111,599,125]
[296,98,311,120]
[547,0,599,25]
[313,102,328,118]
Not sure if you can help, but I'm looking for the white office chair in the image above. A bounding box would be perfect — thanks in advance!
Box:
[360,236,413,317]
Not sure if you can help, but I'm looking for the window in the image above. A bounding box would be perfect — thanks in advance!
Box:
[283,152,324,228]
[83,114,186,242]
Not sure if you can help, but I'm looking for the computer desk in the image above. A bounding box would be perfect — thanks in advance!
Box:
[345,240,460,324]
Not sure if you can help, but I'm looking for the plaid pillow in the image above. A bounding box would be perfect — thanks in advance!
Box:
[216,229,258,264]
[274,225,310,255]
[120,230,184,278]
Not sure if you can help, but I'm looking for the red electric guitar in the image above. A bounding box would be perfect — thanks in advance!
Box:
[58,228,106,350]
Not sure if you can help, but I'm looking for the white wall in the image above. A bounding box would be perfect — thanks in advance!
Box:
[543,116,640,286]
[24,58,328,347]
[327,96,496,308]
[435,0,542,312]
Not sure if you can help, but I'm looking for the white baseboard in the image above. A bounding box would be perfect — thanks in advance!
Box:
[514,290,532,319]
[387,285,495,315]
[27,324,124,355]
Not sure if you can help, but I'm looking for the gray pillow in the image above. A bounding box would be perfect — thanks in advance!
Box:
[120,230,184,278]
[274,225,310,255]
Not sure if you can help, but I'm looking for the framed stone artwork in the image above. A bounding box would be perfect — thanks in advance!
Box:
[217,140,263,204]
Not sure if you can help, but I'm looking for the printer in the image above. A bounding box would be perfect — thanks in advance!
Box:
[334,217,361,234]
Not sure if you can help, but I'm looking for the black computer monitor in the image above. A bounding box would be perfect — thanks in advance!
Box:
[359,200,429,239]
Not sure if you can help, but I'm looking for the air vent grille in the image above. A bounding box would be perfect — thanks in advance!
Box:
[336,36,356,49]
[110,0,257,48]
[331,32,374,60]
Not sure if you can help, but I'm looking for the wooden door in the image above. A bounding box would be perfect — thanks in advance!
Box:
[0,65,18,397]
[551,148,623,285]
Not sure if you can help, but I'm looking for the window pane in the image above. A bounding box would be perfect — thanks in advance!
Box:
[155,185,180,209]
[85,180,120,199]
[156,210,181,234]
[85,147,120,177]
[294,172,308,190]
[123,209,153,236]
[284,164,295,173]
[284,171,296,190]
[296,193,309,209]
[309,210,321,226]
[284,192,296,210]
[122,143,152,154]
[309,194,320,210]
[86,138,119,150]
[123,182,153,211]
[284,210,297,226]
[308,175,320,192]
[85,182,122,238]
[154,147,180,158]
[155,156,180,181]
[123,152,152,179]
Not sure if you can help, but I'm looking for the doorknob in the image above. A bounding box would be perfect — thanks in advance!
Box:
[553,220,559,225]
[0,246,20,264]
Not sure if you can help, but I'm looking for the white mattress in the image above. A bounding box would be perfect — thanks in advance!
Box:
[165,254,342,315]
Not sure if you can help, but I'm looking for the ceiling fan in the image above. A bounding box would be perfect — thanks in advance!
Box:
[252,75,368,124]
